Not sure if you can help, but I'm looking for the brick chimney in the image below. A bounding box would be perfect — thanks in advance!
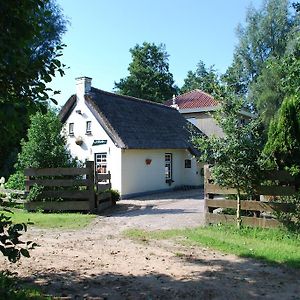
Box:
[75,76,92,101]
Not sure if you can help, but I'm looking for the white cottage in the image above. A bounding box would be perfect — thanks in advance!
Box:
[59,77,204,198]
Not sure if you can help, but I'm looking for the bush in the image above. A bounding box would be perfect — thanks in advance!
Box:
[5,171,25,190]
[110,189,120,202]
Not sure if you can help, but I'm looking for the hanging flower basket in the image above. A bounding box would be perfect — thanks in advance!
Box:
[75,136,83,146]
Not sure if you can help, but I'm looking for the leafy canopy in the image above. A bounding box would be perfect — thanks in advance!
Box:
[114,42,176,102]
[263,95,300,173]
[17,111,75,170]
[180,60,223,96]
[223,0,295,96]
[0,0,67,177]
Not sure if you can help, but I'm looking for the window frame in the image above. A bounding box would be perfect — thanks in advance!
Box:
[86,121,92,135]
[185,159,191,168]
[95,152,107,174]
[165,153,173,181]
[69,123,74,136]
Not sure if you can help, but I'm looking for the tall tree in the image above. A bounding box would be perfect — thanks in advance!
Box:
[180,61,222,96]
[192,95,263,228]
[0,0,67,177]
[223,0,295,96]
[114,42,176,102]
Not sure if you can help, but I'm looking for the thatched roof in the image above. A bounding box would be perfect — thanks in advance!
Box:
[59,88,202,154]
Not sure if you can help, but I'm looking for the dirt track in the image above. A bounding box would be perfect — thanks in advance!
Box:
[2,189,300,299]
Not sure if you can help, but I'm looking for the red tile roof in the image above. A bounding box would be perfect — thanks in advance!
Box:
[164,89,219,110]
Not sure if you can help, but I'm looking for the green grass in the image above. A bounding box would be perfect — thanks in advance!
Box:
[124,225,300,268]
[1,209,96,229]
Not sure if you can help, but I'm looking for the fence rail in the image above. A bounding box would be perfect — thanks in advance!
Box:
[25,161,95,212]
[204,165,297,228]
[24,162,115,212]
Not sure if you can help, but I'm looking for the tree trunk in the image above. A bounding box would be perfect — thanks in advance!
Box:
[236,190,242,229]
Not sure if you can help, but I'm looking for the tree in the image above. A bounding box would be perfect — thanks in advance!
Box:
[17,111,75,170]
[192,95,263,228]
[263,95,300,172]
[6,111,76,189]
[114,42,176,102]
[0,0,67,177]
[248,58,285,129]
[0,0,67,104]
[180,61,223,96]
[223,0,295,96]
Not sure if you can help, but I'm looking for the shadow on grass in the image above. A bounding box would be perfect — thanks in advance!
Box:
[18,256,300,299]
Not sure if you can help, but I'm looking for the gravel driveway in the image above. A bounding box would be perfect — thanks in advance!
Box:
[2,188,300,299]
[106,188,205,230]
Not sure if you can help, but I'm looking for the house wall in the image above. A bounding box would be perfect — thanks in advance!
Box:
[185,112,224,137]
[63,100,122,193]
[121,149,203,198]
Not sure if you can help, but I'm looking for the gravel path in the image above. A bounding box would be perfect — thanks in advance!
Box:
[1,188,300,299]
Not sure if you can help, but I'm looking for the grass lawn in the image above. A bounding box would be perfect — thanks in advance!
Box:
[1,209,96,229]
[125,225,300,268]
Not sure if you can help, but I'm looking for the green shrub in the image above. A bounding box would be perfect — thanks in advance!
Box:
[26,184,44,202]
[110,189,120,202]
[5,171,25,190]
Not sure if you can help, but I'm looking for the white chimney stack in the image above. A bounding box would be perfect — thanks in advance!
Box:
[76,76,92,101]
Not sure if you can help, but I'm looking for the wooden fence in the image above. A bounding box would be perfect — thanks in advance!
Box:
[95,171,113,211]
[204,165,298,228]
[0,188,26,205]
[25,161,95,212]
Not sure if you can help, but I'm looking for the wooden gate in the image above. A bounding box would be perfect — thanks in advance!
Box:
[204,165,298,228]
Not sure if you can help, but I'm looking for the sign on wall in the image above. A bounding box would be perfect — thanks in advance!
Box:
[92,140,107,146]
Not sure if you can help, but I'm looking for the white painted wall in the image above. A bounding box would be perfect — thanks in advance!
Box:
[121,149,203,197]
[63,81,122,193]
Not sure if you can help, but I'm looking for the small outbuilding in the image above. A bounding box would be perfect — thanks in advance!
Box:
[59,77,204,198]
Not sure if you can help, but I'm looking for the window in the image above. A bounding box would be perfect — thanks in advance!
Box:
[86,121,92,134]
[95,153,107,174]
[185,159,191,168]
[165,153,172,180]
[69,123,74,136]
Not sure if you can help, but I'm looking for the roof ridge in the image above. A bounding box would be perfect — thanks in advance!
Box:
[90,87,173,110]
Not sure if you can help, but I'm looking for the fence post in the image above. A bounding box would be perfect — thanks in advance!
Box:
[204,164,210,225]
[86,161,95,212]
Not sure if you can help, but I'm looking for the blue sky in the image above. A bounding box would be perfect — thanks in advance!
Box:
[50,0,263,106]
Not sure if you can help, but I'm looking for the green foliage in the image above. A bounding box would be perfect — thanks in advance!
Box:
[5,171,26,190]
[26,185,44,203]
[0,271,47,299]
[263,95,300,171]
[0,0,67,178]
[223,0,295,96]
[114,42,176,102]
[193,95,262,195]
[110,189,120,202]
[192,95,263,228]
[249,58,286,129]
[0,0,67,104]
[0,211,37,263]
[180,60,223,95]
[16,111,76,170]
[273,193,300,232]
